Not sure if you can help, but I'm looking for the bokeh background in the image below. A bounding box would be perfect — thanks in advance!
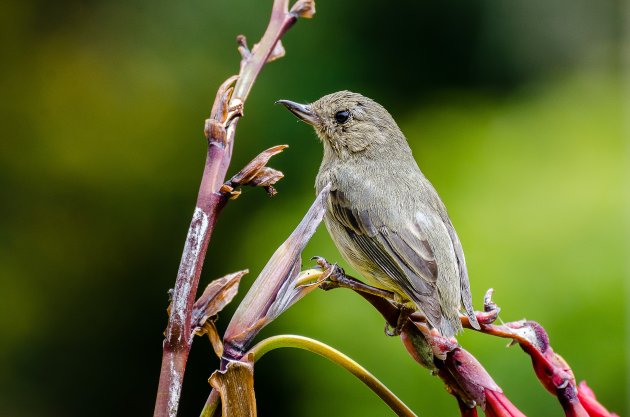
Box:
[1,0,628,416]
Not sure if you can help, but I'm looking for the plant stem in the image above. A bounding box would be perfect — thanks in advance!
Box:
[231,0,295,104]
[200,389,220,417]
[247,335,418,417]
[153,1,311,416]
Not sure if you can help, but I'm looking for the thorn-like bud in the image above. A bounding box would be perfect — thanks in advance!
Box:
[210,75,239,122]
[205,76,239,143]
[236,34,251,59]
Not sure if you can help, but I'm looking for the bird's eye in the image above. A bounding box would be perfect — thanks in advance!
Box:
[334,110,350,124]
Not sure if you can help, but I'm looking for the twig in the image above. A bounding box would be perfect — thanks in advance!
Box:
[153,2,314,416]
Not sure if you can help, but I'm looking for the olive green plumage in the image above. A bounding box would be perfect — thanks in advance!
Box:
[278,91,479,337]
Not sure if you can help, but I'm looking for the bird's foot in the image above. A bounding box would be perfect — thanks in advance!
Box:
[384,305,414,337]
[311,256,346,282]
[311,257,396,301]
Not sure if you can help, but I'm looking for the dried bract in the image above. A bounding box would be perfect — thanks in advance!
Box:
[290,0,316,18]
[209,359,257,417]
[227,145,288,197]
[191,270,248,357]
[222,184,331,360]
[192,270,248,336]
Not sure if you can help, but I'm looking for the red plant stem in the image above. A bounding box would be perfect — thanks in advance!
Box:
[323,277,529,415]
[153,2,306,416]
[457,397,479,417]
[461,318,592,416]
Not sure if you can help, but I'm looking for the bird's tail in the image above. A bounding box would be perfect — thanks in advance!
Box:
[411,292,464,338]
[438,313,463,338]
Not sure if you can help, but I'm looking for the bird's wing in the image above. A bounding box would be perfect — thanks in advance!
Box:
[328,189,442,326]
[443,219,480,329]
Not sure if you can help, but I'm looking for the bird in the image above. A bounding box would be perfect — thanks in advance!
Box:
[277,91,479,337]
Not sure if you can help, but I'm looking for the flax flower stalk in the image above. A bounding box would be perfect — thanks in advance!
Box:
[153,1,316,416]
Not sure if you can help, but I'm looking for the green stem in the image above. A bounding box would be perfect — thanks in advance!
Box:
[248,335,418,417]
[200,389,220,417]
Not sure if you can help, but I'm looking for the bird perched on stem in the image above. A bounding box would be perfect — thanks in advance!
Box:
[277,91,479,337]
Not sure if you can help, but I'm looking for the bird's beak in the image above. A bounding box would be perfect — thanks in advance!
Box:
[275,100,319,126]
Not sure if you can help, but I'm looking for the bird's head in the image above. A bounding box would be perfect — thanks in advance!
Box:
[277,91,405,157]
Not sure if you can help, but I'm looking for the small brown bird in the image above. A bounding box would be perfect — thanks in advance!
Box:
[277,91,479,337]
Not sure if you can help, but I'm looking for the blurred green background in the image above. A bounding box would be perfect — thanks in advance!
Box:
[1,0,627,416]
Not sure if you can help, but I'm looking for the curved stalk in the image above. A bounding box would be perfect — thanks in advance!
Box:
[248,335,418,417]
[200,389,220,417]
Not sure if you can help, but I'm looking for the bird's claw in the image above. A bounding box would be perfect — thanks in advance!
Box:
[384,322,397,336]
[384,305,414,337]
[311,256,345,282]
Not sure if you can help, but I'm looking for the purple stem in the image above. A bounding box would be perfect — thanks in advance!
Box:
[153,1,308,416]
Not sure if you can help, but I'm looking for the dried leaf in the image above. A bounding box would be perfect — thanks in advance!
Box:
[290,0,316,18]
[227,145,288,195]
[192,270,248,338]
[209,360,257,417]
[204,321,224,358]
[247,167,284,187]
[222,184,331,359]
